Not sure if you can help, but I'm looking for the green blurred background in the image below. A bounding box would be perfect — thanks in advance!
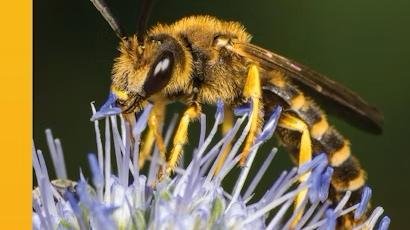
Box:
[34,0,410,228]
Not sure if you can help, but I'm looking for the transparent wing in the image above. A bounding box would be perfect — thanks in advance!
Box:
[229,41,383,133]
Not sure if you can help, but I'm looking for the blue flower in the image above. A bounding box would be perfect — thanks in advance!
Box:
[33,103,390,229]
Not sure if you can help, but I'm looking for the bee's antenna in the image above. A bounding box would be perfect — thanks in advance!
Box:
[90,0,124,39]
[136,0,154,44]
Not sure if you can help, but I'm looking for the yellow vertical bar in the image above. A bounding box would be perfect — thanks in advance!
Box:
[0,1,32,229]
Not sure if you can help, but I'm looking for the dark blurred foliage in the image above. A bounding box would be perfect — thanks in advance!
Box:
[34,0,410,228]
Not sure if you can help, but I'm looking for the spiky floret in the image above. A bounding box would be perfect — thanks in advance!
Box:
[33,103,390,229]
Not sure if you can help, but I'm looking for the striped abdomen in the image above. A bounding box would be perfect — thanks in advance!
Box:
[262,70,368,227]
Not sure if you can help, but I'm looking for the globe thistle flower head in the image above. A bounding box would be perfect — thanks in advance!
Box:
[33,101,390,229]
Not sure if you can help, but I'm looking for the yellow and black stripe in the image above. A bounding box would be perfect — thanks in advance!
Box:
[262,72,368,228]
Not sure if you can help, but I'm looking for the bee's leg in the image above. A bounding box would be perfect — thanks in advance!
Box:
[240,64,263,165]
[214,107,234,174]
[139,101,166,168]
[278,112,312,227]
[165,102,201,175]
[122,113,137,146]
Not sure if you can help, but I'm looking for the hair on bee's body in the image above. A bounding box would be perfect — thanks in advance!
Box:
[90,2,383,228]
[112,16,252,108]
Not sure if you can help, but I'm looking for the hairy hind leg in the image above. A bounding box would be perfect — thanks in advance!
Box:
[279,112,313,228]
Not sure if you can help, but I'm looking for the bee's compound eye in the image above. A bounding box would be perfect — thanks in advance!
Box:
[153,56,171,76]
[143,51,174,96]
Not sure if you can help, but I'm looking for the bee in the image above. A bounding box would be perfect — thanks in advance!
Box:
[90,0,383,228]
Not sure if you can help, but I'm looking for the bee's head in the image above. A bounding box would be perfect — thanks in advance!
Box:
[89,0,194,121]
[91,34,190,120]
